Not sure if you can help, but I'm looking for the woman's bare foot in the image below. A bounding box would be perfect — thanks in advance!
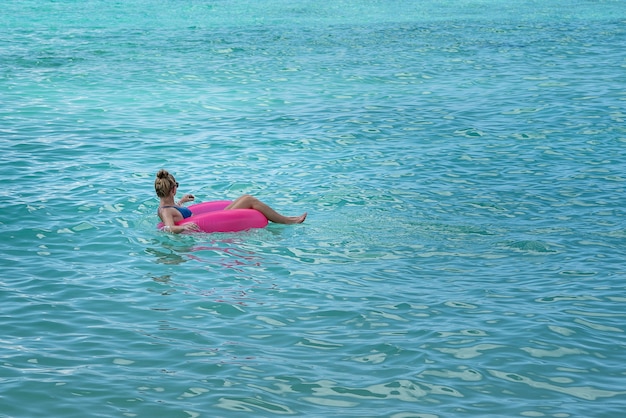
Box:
[286,213,307,224]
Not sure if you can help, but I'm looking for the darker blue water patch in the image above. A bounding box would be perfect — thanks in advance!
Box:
[497,240,558,254]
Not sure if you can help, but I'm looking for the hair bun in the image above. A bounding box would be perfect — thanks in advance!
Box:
[156,169,169,179]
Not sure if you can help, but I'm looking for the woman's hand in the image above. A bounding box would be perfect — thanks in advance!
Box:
[163,222,199,233]
[178,194,195,205]
[181,222,199,232]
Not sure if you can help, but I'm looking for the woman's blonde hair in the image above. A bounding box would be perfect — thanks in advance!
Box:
[155,169,176,198]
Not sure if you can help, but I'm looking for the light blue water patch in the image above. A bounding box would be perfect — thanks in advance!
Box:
[1,0,626,417]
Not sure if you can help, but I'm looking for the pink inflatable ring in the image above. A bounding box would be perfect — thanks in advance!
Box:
[157,200,268,233]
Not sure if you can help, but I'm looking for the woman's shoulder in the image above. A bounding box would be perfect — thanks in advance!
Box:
[157,205,177,216]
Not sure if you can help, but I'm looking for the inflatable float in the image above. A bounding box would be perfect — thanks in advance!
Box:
[157,200,268,233]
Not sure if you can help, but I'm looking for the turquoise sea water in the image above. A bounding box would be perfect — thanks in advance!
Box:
[2,0,626,416]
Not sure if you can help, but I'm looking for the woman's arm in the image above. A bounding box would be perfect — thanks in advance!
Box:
[177,194,195,206]
[160,207,198,234]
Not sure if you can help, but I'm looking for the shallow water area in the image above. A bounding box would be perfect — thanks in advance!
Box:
[1,0,626,417]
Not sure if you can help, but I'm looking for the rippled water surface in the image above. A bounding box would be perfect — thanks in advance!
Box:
[1,1,625,417]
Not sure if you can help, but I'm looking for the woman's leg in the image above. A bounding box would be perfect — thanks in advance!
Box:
[226,195,307,224]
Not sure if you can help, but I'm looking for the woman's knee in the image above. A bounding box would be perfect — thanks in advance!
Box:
[239,194,255,203]
[234,194,258,208]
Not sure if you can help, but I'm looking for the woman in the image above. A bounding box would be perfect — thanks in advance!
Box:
[155,169,306,233]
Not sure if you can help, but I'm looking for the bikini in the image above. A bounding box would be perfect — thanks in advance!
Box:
[159,205,193,219]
